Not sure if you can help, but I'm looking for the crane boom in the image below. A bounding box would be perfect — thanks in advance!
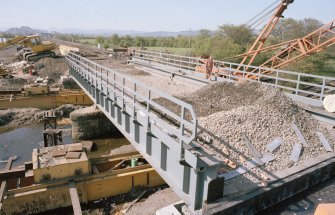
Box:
[258,19,335,70]
[225,39,298,60]
[244,19,335,79]
[237,0,294,70]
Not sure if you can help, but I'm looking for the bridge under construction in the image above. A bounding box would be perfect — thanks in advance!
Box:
[65,49,335,214]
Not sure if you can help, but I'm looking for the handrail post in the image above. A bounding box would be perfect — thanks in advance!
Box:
[320,78,326,101]
[295,74,301,95]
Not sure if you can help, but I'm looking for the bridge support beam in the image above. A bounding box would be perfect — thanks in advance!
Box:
[66,54,223,214]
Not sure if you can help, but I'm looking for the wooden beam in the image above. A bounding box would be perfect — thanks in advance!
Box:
[0,157,14,209]
[68,181,82,215]
[0,169,25,181]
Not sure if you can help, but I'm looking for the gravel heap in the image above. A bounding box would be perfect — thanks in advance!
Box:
[96,58,200,97]
[34,57,68,83]
[0,77,28,90]
[183,82,333,182]
[54,39,110,57]
[99,58,150,76]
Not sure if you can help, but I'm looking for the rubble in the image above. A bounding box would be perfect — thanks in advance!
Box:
[34,57,68,83]
[191,82,333,183]
[0,104,83,128]
[0,77,28,90]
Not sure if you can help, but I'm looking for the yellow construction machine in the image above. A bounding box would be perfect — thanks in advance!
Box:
[0,35,56,61]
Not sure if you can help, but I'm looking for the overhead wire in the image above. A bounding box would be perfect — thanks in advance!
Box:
[248,3,280,29]
[250,8,277,29]
[245,0,282,29]
[245,0,280,26]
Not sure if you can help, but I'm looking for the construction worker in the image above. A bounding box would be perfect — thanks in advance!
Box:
[205,56,214,79]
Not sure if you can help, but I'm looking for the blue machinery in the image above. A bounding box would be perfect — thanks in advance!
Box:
[67,50,335,214]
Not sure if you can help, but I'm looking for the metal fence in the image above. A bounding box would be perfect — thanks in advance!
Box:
[66,51,197,147]
[133,50,335,101]
[66,51,223,213]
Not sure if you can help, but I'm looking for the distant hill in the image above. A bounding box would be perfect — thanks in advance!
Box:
[5,26,46,35]
[51,28,200,37]
[3,26,200,37]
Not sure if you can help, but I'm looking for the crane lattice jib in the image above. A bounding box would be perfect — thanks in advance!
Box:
[237,0,294,71]
[246,19,335,79]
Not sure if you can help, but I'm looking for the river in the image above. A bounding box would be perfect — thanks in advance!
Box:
[1,124,334,214]
[0,124,72,169]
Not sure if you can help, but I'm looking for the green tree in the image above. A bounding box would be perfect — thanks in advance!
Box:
[96,36,105,45]
[121,35,133,46]
[272,18,323,41]
[218,24,254,47]
[109,34,120,46]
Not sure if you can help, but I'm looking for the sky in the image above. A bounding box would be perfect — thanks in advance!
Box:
[0,0,334,32]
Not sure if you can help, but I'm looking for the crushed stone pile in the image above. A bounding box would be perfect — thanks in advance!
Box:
[34,57,68,83]
[169,82,334,183]
[99,58,150,76]
[0,77,28,90]
[97,58,199,97]
[53,39,110,57]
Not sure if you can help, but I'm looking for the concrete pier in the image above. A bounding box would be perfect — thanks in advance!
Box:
[70,106,119,140]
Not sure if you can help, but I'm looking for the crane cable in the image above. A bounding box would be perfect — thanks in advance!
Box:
[245,0,281,29]
[245,0,279,25]
[248,3,280,29]
[250,6,279,30]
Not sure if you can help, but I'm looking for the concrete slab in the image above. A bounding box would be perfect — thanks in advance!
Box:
[65,152,82,159]
[51,149,67,157]
[266,137,283,153]
[68,144,83,152]
[317,132,333,152]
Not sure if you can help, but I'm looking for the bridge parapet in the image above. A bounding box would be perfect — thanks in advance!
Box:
[66,51,223,214]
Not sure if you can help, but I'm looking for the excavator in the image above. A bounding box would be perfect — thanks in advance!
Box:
[0,35,56,61]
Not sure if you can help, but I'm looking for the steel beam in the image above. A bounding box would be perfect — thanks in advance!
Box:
[66,52,222,214]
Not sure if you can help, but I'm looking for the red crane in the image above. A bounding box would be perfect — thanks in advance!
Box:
[237,0,294,70]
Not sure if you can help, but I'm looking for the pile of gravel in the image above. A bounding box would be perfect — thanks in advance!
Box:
[99,58,150,76]
[35,57,68,83]
[0,77,28,90]
[110,144,137,156]
[183,82,333,182]
[95,58,200,98]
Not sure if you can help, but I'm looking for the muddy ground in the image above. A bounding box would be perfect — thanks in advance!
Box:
[1,41,184,215]
[0,104,83,131]
[3,40,334,214]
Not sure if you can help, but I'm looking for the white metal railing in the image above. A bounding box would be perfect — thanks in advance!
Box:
[66,51,197,146]
[133,50,335,101]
